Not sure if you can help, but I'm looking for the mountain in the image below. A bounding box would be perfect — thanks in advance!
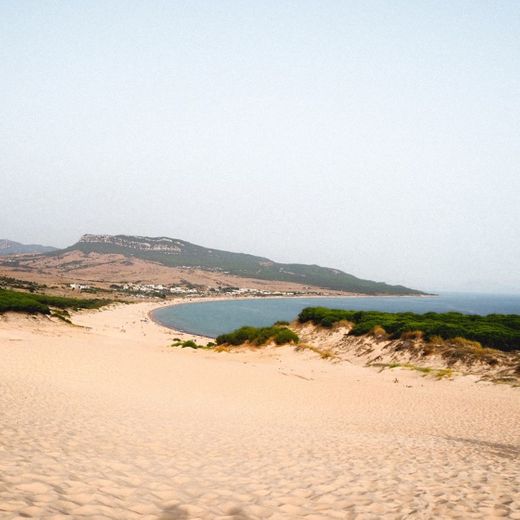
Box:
[0,239,57,255]
[56,234,424,295]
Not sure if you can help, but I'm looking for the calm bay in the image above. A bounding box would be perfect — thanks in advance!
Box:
[151,292,520,338]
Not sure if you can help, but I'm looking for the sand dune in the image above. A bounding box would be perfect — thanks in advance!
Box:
[1,302,519,519]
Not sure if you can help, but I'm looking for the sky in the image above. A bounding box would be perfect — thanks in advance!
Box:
[1,1,519,293]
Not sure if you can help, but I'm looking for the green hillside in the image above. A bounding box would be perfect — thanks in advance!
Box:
[0,239,57,255]
[57,234,425,295]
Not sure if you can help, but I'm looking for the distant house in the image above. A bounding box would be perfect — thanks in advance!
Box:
[69,283,90,291]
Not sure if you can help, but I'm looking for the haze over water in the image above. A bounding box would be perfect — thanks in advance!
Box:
[152,292,520,338]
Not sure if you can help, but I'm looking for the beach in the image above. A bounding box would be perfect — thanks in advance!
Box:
[1,301,519,519]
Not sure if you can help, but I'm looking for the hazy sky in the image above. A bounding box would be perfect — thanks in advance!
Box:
[1,1,519,293]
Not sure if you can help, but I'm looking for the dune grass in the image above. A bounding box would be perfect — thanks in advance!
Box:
[170,339,216,349]
[295,344,336,360]
[371,362,454,379]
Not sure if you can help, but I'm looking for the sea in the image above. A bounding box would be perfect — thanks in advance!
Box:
[151,292,520,338]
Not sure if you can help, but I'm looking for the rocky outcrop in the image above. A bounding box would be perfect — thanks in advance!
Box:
[78,234,183,253]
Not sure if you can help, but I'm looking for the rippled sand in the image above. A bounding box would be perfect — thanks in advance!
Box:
[1,302,519,519]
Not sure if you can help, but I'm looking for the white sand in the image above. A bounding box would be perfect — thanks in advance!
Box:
[0,302,519,519]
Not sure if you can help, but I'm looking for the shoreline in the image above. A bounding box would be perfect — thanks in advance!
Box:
[147,294,353,339]
[147,292,441,339]
[146,298,214,343]
[1,298,519,518]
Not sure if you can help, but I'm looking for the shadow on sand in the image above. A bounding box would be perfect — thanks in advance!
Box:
[158,505,188,520]
[445,436,520,459]
[159,504,250,519]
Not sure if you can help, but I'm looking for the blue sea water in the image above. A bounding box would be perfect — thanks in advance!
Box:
[151,293,520,338]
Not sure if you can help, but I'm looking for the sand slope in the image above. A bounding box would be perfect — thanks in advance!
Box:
[0,303,519,519]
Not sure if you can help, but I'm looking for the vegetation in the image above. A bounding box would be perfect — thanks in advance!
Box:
[170,339,215,349]
[63,234,423,295]
[295,344,336,360]
[371,362,454,379]
[0,239,57,255]
[298,307,520,352]
[422,337,508,367]
[0,288,111,315]
[180,340,197,348]
[50,308,73,324]
[0,275,47,292]
[216,325,299,346]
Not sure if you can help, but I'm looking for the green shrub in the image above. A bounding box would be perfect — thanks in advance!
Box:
[272,327,300,345]
[0,289,111,315]
[216,325,299,346]
[297,307,520,352]
[171,339,214,349]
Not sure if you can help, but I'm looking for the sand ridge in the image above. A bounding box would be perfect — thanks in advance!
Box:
[0,302,519,519]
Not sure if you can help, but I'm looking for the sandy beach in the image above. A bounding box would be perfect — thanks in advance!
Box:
[1,301,519,519]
